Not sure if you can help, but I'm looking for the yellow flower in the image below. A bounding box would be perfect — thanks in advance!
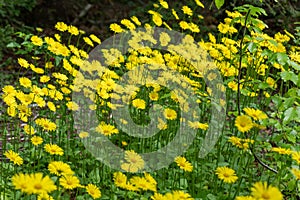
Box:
[4,150,23,166]
[159,0,168,9]
[132,98,146,109]
[24,124,35,135]
[79,131,89,138]
[110,23,123,33]
[40,75,50,83]
[31,136,43,146]
[19,77,32,88]
[60,175,81,190]
[243,108,268,120]
[90,34,101,44]
[271,147,292,155]
[86,184,101,199]
[251,182,283,200]
[164,108,177,120]
[235,115,253,133]
[121,150,145,172]
[292,151,300,164]
[96,122,119,136]
[179,21,189,30]
[266,77,277,88]
[27,173,57,194]
[37,193,54,200]
[83,36,94,47]
[172,9,179,20]
[149,91,159,100]
[31,35,43,46]
[55,22,68,32]
[159,32,171,46]
[174,156,193,172]
[68,25,79,35]
[215,166,238,183]
[131,16,141,26]
[48,161,74,176]
[152,13,163,26]
[35,118,57,131]
[290,168,300,180]
[130,176,156,192]
[194,0,204,8]
[113,172,128,188]
[121,19,136,30]
[12,173,57,195]
[11,173,29,193]
[188,121,209,130]
[44,144,64,156]
[182,5,193,16]
[66,101,79,111]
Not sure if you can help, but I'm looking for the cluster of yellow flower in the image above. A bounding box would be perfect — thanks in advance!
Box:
[113,171,194,199]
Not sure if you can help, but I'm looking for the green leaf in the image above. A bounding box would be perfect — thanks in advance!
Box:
[277,52,289,65]
[6,41,20,48]
[283,107,298,123]
[288,60,300,71]
[280,71,298,85]
[215,0,224,9]
[247,42,258,53]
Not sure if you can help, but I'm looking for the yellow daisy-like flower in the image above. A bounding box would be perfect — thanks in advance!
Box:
[55,22,68,32]
[12,173,57,195]
[31,35,43,46]
[86,184,101,199]
[130,176,156,192]
[164,108,177,120]
[182,5,193,16]
[19,77,32,88]
[18,58,29,68]
[27,173,57,194]
[291,151,300,164]
[4,150,23,166]
[235,115,253,133]
[68,25,79,36]
[113,172,128,189]
[251,182,283,200]
[121,150,145,172]
[24,124,35,135]
[90,34,101,44]
[66,101,79,111]
[44,144,64,156]
[31,136,43,146]
[174,156,193,172]
[95,122,119,136]
[48,161,74,176]
[215,166,238,183]
[11,173,29,193]
[291,168,300,180]
[37,193,54,200]
[60,175,81,190]
[83,36,94,47]
[243,108,268,120]
[271,147,292,155]
[132,98,146,109]
[110,23,123,33]
[79,131,89,138]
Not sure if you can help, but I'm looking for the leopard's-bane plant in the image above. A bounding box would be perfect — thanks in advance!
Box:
[1,0,300,199]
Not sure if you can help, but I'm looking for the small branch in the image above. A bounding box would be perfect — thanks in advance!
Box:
[250,147,278,174]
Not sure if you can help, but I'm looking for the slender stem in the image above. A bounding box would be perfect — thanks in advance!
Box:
[237,10,251,115]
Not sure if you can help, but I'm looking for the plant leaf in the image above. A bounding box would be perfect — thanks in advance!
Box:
[215,0,224,9]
